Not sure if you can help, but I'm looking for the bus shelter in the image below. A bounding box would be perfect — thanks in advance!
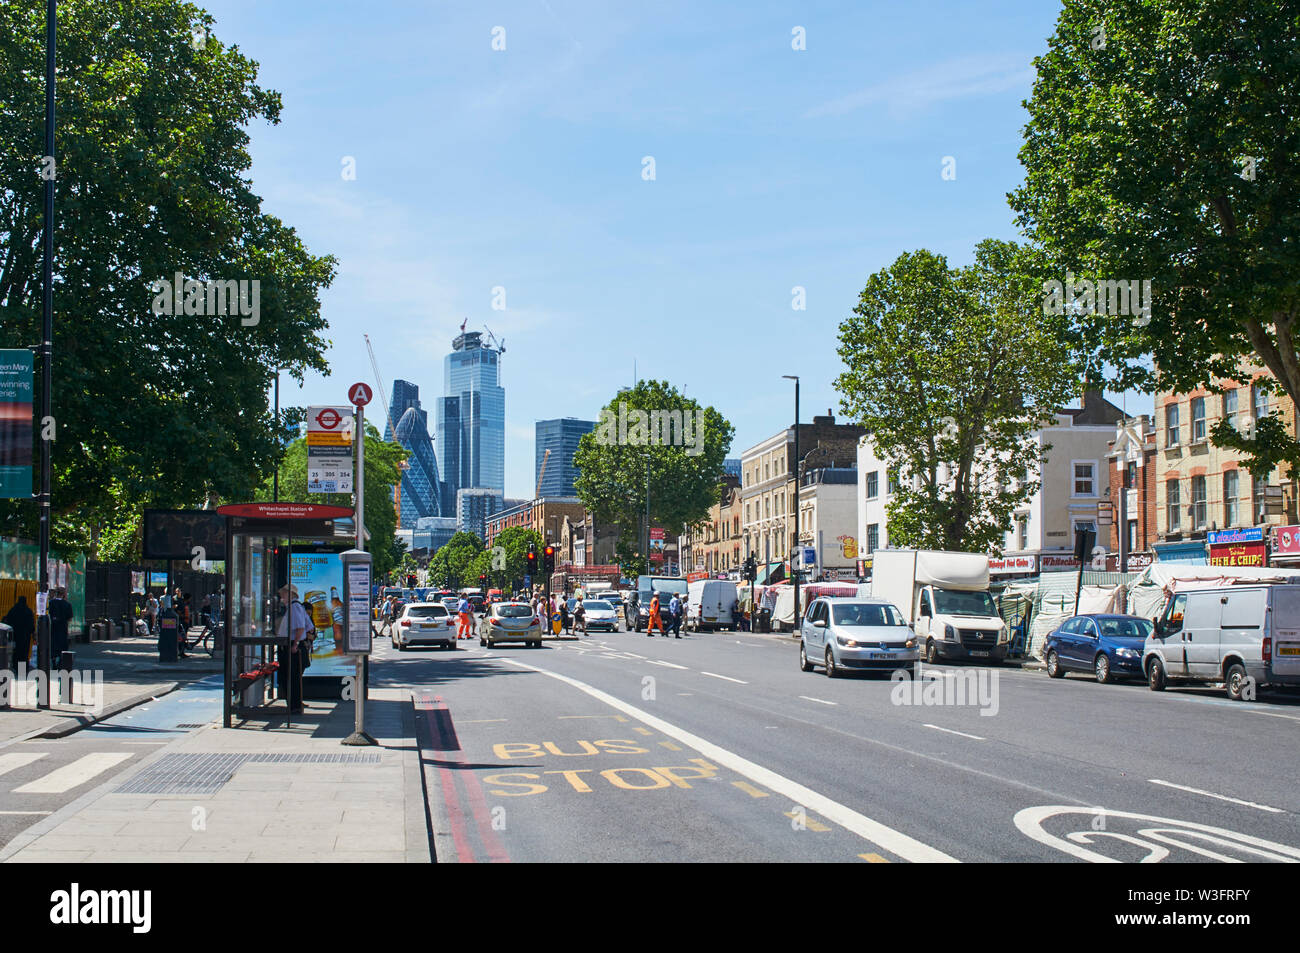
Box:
[218,502,357,728]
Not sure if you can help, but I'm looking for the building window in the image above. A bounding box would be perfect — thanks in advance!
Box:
[1166,404,1180,447]
[866,523,879,554]
[1127,519,1138,551]
[1224,389,1238,431]
[765,463,770,480]
[866,471,879,499]
[1253,382,1269,423]
[1017,518,1028,550]
[887,468,899,495]
[1224,470,1239,527]
[1191,475,1207,530]
[1253,474,1265,523]
[745,503,751,522]
[764,497,770,517]
[1073,462,1096,497]
[1191,397,1206,442]
[1124,460,1138,490]
[1167,479,1181,531]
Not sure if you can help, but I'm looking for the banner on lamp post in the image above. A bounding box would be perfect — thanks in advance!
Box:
[0,350,33,499]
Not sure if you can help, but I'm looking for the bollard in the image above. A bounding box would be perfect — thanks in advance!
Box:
[158,610,178,662]
[0,638,9,710]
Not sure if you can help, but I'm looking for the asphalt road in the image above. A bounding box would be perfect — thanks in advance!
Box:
[376,627,1300,863]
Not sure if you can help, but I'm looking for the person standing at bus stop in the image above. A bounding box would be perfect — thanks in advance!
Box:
[277,584,310,715]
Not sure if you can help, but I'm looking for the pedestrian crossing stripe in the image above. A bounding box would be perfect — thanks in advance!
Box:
[0,753,48,778]
[12,753,133,794]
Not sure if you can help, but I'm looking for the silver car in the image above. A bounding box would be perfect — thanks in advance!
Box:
[580,599,620,632]
[800,597,918,677]
[479,601,545,648]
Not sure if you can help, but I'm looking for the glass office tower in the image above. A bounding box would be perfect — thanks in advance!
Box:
[436,331,505,517]
[535,418,595,498]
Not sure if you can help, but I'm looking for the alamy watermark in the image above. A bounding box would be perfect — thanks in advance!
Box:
[595,401,704,457]
[1042,271,1151,327]
[890,663,999,716]
[1,664,106,713]
[150,273,260,326]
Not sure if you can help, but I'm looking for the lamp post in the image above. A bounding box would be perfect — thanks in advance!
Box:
[36,0,57,706]
[783,375,800,633]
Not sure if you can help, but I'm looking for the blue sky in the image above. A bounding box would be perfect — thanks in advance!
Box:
[200,0,1151,498]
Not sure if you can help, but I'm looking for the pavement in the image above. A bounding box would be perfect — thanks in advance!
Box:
[0,630,221,747]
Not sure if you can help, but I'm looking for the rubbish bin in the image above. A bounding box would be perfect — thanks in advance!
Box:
[158,610,179,662]
[59,650,75,672]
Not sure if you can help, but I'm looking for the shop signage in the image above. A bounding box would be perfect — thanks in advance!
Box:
[1209,541,1267,567]
[1104,552,1153,571]
[1040,553,1082,571]
[686,571,709,583]
[0,349,33,499]
[217,502,353,520]
[989,554,1038,574]
[1207,527,1265,545]
[1272,525,1300,556]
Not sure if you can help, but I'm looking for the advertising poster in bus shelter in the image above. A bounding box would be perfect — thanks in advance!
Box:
[289,550,353,677]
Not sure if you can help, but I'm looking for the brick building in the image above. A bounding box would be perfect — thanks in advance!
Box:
[1105,416,1158,563]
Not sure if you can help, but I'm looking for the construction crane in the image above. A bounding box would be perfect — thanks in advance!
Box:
[483,324,506,385]
[536,448,551,499]
[364,334,411,518]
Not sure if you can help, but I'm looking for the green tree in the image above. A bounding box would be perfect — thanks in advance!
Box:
[836,242,1080,554]
[256,423,406,578]
[491,525,544,590]
[1009,0,1300,476]
[574,380,733,575]
[0,0,336,553]
[427,532,483,591]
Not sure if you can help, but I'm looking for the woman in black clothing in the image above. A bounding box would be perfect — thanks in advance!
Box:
[3,596,36,667]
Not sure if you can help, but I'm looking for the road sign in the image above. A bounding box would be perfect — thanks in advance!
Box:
[348,382,373,407]
[306,405,355,493]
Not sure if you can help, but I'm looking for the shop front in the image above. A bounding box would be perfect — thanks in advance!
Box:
[1270,525,1300,568]
[1207,528,1267,568]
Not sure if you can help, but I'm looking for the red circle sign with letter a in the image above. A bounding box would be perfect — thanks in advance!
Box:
[348,382,373,406]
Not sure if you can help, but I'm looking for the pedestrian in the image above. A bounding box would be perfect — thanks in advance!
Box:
[646,593,664,637]
[560,597,572,634]
[668,593,683,638]
[145,593,159,634]
[573,595,587,636]
[3,596,35,668]
[276,584,311,715]
[47,587,74,661]
[200,594,212,628]
[626,591,639,630]
[456,595,473,640]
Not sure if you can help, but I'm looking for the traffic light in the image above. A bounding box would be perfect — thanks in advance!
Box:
[743,556,757,582]
[543,545,555,573]
[406,573,417,588]
[525,548,537,577]
[478,573,487,586]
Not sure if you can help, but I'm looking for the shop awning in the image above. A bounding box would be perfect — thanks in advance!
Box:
[1153,541,1208,565]
[754,561,785,586]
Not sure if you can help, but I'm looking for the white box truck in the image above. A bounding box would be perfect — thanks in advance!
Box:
[870,549,1007,664]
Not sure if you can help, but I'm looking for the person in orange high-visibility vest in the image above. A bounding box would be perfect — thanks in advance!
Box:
[647,593,664,637]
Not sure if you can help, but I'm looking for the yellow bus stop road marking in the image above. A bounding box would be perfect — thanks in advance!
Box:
[732,781,768,798]
[632,726,652,736]
[557,714,628,721]
[658,741,683,751]
[785,811,831,832]
[859,853,890,863]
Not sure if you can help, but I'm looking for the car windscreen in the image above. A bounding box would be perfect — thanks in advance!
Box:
[932,588,997,616]
[585,601,612,611]
[832,603,905,627]
[653,580,688,596]
[497,604,533,618]
[406,606,447,619]
[1098,617,1153,639]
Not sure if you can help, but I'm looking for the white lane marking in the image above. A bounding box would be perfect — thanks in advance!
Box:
[647,660,688,670]
[13,753,133,794]
[500,658,958,863]
[799,696,838,706]
[621,653,647,659]
[1148,779,1284,814]
[923,724,985,741]
[701,671,747,684]
[0,753,48,778]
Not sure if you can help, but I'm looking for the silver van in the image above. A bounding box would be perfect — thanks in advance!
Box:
[1143,584,1300,700]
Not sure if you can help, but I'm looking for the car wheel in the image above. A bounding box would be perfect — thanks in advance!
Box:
[446,642,456,651]
[1094,653,1112,684]
[824,646,839,678]
[1046,650,1064,678]
[926,639,940,665]
[1147,656,1166,692]
[800,642,814,672]
[1225,662,1249,701]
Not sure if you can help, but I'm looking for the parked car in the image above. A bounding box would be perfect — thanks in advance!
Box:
[1144,584,1300,700]
[1044,614,1151,683]
[799,597,918,677]
[392,602,457,651]
[579,599,620,632]
[479,601,545,648]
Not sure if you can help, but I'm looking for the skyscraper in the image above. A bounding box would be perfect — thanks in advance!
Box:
[385,379,422,442]
[435,330,505,520]
[535,418,595,498]
[385,380,442,527]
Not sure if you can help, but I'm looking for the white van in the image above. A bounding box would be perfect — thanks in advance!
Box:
[1144,584,1300,700]
[687,579,738,632]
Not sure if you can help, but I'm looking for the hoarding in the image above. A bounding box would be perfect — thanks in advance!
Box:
[0,349,33,499]
[289,550,354,677]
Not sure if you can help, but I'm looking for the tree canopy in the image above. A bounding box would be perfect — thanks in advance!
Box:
[836,241,1080,554]
[427,531,484,591]
[0,0,336,553]
[1009,0,1300,475]
[573,379,733,576]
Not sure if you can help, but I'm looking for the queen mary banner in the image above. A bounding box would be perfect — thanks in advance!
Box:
[0,350,33,499]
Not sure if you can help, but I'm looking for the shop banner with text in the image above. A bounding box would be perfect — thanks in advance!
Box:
[0,350,33,499]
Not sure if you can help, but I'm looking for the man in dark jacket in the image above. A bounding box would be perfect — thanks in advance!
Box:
[47,588,74,658]
[3,596,36,667]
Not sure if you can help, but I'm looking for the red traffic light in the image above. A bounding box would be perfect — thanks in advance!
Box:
[544,546,554,557]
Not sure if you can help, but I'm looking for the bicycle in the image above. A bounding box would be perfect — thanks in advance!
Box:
[185,620,220,655]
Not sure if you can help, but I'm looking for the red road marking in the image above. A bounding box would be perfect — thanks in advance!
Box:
[423,696,510,863]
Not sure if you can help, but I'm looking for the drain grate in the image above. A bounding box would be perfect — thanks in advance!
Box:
[174,723,210,729]
[116,752,381,795]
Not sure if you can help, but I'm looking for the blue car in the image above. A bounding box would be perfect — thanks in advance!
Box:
[1044,614,1153,684]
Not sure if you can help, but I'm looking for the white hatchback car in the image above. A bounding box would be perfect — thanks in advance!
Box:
[800,597,918,677]
[393,602,457,651]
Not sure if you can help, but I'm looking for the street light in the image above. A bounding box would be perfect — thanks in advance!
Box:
[783,375,800,632]
[36,0,57,706]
